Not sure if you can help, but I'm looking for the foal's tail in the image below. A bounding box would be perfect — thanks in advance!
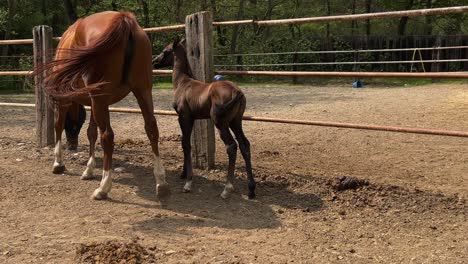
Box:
[41,12,137,100]
[214,89,245,118]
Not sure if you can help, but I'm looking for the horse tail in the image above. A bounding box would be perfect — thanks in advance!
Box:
[214,88,245,118]
[42,12,138,100]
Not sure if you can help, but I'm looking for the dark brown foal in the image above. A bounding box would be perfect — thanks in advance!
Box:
[154,39,255,199]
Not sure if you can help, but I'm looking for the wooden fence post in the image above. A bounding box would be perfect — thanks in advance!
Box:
[185,12,216,169]
[33,25,54,147]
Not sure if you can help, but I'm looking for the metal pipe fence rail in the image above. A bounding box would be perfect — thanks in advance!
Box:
[1,102,467,138]
[214,46,468,57]
[0,6,468,152]
[215,59,468,67]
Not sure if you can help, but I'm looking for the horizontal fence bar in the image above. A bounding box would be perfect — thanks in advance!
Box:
[0,39,33,45]
[143,24,185,33]
[256,6,468,26]
[152,69,173,75]
[0,37,61,45]
[0,71,32,76]
[2,102,467,138]
[2,7,467,46]
[215,59,468,67]
[214,45,468,57]
[216,70,468,78]
[2,70,467,79]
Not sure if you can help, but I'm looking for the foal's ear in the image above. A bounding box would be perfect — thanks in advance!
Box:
[172,36,182,48]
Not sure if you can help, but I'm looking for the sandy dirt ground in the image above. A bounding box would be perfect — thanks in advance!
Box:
[0,83,467,263]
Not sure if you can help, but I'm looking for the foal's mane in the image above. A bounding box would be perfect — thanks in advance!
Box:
[174,44,194,79]
[38,12,137,101]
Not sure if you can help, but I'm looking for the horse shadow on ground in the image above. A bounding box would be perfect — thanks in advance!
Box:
[106,153,324,232]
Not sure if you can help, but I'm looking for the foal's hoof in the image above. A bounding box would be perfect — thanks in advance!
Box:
[52,165,66,174]
[182,181,192,193]
[248,192,256,200]
[92,189,108,200]
[220,183,235,199]
[80,171,94,180]
[156,184,171,201]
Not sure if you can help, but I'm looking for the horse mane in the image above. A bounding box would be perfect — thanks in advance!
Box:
[174,44,194,79]
[38,12,138,101]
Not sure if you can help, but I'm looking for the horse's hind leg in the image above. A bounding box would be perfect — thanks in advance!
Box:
[132,90,170,201]
[218,126,237,199]
[81,112,97,180]
[90,102,114,200]
[230,119,256,199]
[52,104,69,174]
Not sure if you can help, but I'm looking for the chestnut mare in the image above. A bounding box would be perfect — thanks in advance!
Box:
[153,39,256,199]
[42,11,169,200]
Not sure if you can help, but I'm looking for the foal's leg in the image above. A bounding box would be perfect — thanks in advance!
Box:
[81,113,97,180]
[230,120,256,199]
[218,126,238,199]
[52,104,69,174]
[178,116,194,192]
[90,103,114,200]
[133,91,170,200]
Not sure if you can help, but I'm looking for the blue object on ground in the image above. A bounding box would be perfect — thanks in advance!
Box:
[352,80,363,88]
[214,74,225,81]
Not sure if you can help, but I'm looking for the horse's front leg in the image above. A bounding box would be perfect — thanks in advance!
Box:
[90,103,114,200]
[52,104,70,174]
[178,115,194,193]
[133,90,170,201]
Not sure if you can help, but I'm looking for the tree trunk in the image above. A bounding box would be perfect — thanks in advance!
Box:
[63,0,78,23]
[201,0,208,10]
[137,0,149,28]
[326,0,331,38]
[351,0,357,36]
[365,0,372,36]
[424,0,433,35]
[1,0,16,62]
[210,0,226,46]
[41,0,48,24]
[398,0,414,36]
[175,0,184,23]
[230,0,246,54]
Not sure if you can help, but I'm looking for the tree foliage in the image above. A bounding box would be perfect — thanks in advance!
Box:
[0,0,467,89]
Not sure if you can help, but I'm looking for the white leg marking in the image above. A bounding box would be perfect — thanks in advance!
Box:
[154,154,167,186]
[53,140,63,167]
[81,155,96,180]
[92,170,112,200]
[221,182,234,199]
[183,181,192,193]
[154,154,170,199]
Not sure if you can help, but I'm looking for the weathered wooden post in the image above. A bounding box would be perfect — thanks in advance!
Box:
[185,11,216,169]
[33,25,54,147]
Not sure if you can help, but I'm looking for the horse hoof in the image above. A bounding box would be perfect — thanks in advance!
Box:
[220,190,229,199]
[220,183,234,199]
[182,181,192,193]
[156,184,171,200]
[248,192,256,200]
[80,172,94,180]
[52,165,66,174]
[92,189,108,200]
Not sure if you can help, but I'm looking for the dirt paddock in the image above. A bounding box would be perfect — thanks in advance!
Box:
[0,83,467,263]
